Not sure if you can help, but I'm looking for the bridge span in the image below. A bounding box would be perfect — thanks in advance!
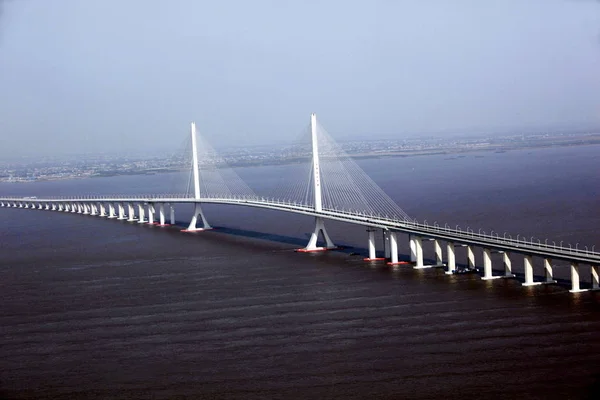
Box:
[1,114,599,294]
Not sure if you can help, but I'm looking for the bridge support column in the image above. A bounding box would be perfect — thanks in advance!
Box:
[501,252,515,277]
[445,242,456,274]
[107,203,116,218]
[127,203,136,221]
[522,255,541,286]
[99,203,106,217]
[467,245,475,269]
[71,203,77,213]
[90,203,97,215]
[170,205,175,225]
[45,203,50,210]
[300,217,335,252]
[383,231,391,259]
[158,203,167,226]
[591,265,599,290]
[388,232,399,264]
[182,203,211,231]
[569,263,587,293]
[482,248,501,280]
[543,258,557,284]
[39,203,44,210]
[409,236,417,262]
[117,203,126,220]
[365,229,378,260]
[137,204,146,223]
[147,204,155,224]
[413,237,425,269]
[83,203,90,215]
[434,240,444,267]
[51,203,57,211]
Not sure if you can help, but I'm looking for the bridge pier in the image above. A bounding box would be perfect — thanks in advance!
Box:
[157,203,168,226]
[170,205,175,225]
[409,236,417,262]
[415,238,443,269]
[147,204,155,224]
[434,240,444,267]
[82,203,90,215]
[107,203,116,218]
[591,265,599,290]
[89,203,97,215]
[365,229,378,260]
[127,203,136,221]
[388,231,399,264]
[522,255,541,286]
[543,258,557,284]
[98,203,106,217]
[71,202,77,213]
[501,252,515,277]
[137,203,146,223]
[482,248,501,280]
[445,242,456,274]
[300,217,335,252]
[467,245,475,270]
[383,231,391,259]
[182,203,211,231]
[570,262,588,293]
[117,203,127,220]
[412,237,426,269]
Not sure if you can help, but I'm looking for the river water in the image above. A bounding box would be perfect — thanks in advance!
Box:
[1,145,599,399]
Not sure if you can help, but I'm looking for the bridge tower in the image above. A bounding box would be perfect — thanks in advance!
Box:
[182,121,211,232]
[300,113,336,251]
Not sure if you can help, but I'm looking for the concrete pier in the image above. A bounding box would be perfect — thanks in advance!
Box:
[445,242,456,274]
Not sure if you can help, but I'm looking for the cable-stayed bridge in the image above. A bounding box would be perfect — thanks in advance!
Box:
[1,114,599,294]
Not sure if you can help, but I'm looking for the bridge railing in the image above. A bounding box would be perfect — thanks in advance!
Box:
[2,195,599,259]
[400,218,600,259]
[317,206,600,259]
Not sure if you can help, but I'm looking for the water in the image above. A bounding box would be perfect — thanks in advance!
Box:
[1,145,599,399]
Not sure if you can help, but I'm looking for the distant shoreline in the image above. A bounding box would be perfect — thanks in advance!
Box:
[2,137,599,184]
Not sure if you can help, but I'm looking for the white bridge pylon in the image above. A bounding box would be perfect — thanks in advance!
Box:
[299,113,337,252]
[182,121,211,232]
[182,113,411,251]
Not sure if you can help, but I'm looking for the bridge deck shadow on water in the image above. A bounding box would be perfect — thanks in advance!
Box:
[152,218,598,299]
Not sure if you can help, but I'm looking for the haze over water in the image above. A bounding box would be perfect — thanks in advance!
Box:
[1,146,599,399]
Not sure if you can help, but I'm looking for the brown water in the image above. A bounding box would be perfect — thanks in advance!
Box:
[1,146,599,399]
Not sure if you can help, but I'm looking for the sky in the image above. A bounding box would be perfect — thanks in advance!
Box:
[1,0,599,157]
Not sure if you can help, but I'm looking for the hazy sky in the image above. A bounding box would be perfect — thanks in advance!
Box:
[1,0,599,156]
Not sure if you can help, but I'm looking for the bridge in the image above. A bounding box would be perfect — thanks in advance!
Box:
[1,114,599,294]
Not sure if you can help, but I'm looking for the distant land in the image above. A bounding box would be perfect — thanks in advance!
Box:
[1,131,599,183]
